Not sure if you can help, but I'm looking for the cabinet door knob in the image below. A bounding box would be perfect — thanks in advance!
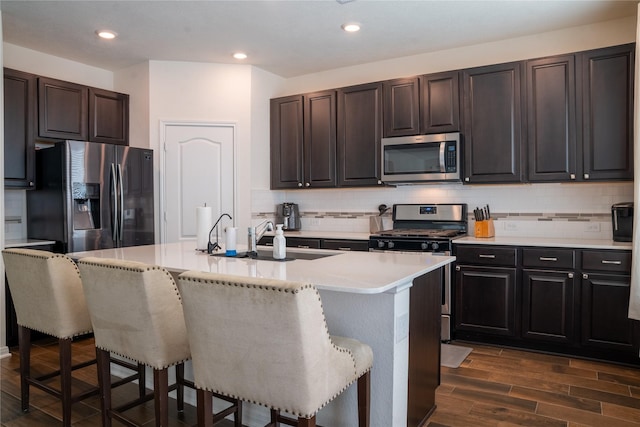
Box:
[584,173,590,179]
[465,177,470,182]
[455,266,461,271]
[377,180,382,185]
[570,174,576,180]
[305,182,310,187]
[29,182,34,186]
[583,273,589,279]
[568,273,574,279]
[297,182,303,187]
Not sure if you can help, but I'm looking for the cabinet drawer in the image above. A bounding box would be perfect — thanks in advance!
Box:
[455,245,517,267]
[522,248,575,269]
[582,250,631,273]
[285,237,321,249]
[321,239,369,251]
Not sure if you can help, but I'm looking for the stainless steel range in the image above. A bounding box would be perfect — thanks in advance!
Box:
[368,203,468,342]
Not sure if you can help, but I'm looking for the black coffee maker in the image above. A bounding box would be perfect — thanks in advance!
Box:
[276,203,301,230]
[612,202,633,242]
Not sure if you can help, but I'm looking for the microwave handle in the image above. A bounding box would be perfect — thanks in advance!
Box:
[613,209,619,231]
[439,142,446,172]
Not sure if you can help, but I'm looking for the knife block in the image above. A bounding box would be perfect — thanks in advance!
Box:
[474,219,495,238]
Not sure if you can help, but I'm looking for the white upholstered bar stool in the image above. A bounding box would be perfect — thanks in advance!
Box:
[77,257,242,427]
[177,271,373,427]
[2,248,144,427]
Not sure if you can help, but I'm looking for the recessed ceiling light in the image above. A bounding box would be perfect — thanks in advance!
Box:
[96,30,117,39]
[233,52,248,60]
[341,23,361,33]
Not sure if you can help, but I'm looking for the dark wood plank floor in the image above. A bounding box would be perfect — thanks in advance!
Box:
[428,342,640,427]
[3,337,640,426]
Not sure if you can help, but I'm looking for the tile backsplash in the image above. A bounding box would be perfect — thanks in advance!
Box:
[4,190,27,240]
[252,181,632,240]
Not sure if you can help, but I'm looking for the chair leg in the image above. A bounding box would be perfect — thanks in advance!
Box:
[270,409,279,426]
[298,416,316,427]
[17,325,30,413]
[96,348,113,427]
[357,371,371,427]
[59,338,73,427]
[138,363,146,398]
[235,400,243,427]
[175,363,184,412]
[197,389,213,426]
[153,368,169,427]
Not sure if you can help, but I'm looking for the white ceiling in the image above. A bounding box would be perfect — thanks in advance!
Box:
[1,0,638,78]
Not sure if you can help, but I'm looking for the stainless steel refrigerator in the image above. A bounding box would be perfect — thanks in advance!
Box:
[27,140,154,253]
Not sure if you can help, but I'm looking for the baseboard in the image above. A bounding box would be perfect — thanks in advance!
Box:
[0,345,12,359]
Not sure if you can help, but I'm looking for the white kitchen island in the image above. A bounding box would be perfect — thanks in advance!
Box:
[69,241,454,427]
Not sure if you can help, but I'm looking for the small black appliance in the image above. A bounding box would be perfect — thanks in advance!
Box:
[612,202,633,242]
[275,203,301,230]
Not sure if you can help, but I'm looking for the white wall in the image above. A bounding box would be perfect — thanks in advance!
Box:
[278,16,636,96]
[4,43,114,90]
[147,60,254,234]
[114,62,150,149]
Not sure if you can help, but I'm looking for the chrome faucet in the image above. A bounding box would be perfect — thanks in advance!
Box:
[247,220,274,258]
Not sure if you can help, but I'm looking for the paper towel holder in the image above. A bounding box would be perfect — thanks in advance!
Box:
[208,213,232,254]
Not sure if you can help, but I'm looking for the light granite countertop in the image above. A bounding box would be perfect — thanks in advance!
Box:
[454,236,632,250]
[68,240,454,294]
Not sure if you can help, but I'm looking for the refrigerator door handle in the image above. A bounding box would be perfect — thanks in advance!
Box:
[117,163,124,243]
[111,163,119,242]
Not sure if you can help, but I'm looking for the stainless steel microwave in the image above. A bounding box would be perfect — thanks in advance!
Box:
[381,132,461,183]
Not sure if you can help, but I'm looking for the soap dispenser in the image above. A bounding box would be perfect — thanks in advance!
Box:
[273,224,286,260]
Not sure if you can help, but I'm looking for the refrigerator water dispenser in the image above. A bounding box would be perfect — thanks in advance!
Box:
[72,182,101,230]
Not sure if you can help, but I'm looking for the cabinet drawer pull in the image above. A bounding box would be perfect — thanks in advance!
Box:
[539,257,558,262]
[601,260,622,265]
[478,254,496,259]
[337,247,352,251]
[297,245,310,249]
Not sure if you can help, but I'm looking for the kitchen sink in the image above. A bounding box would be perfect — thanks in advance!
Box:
[210,249,337,261]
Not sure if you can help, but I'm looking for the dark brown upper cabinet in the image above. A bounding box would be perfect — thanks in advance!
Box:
[383,77,420,137]
[382,72,460,137]
[38,76,129,145]
[38,77,88,141]
[462,62,524,184]
[420,71,460,134]
[581,43,634,181]
[304,90,337,188]
[526,54,578,182]
[337,82,383,187]
[4,68,37,189]
[270,90,337,189]
[270,95,304,189]
[89,88,129,145]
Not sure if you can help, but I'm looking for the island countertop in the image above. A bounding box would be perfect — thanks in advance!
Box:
[68,241,455,294]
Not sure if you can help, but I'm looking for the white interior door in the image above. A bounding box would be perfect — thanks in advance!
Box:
[161,122,236,244]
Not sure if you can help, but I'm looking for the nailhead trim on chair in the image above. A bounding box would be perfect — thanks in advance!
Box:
[77,259,189,369]
[4,250,93,339]
[180,275,370,419]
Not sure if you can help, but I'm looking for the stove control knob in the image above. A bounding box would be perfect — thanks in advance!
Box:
[387,241,395,249]
[421,242,429,250]
[431,242,440,251]
[377,240,386,249]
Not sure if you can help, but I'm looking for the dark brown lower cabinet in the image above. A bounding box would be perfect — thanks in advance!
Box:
[454,265,517,337]
[453,244,638,365]
[581,273,638,352]
[408,270,441,426]
[522,269,576,343]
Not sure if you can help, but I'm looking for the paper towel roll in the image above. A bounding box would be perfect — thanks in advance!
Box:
[225,227,237,256]
[196,206,213,250]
